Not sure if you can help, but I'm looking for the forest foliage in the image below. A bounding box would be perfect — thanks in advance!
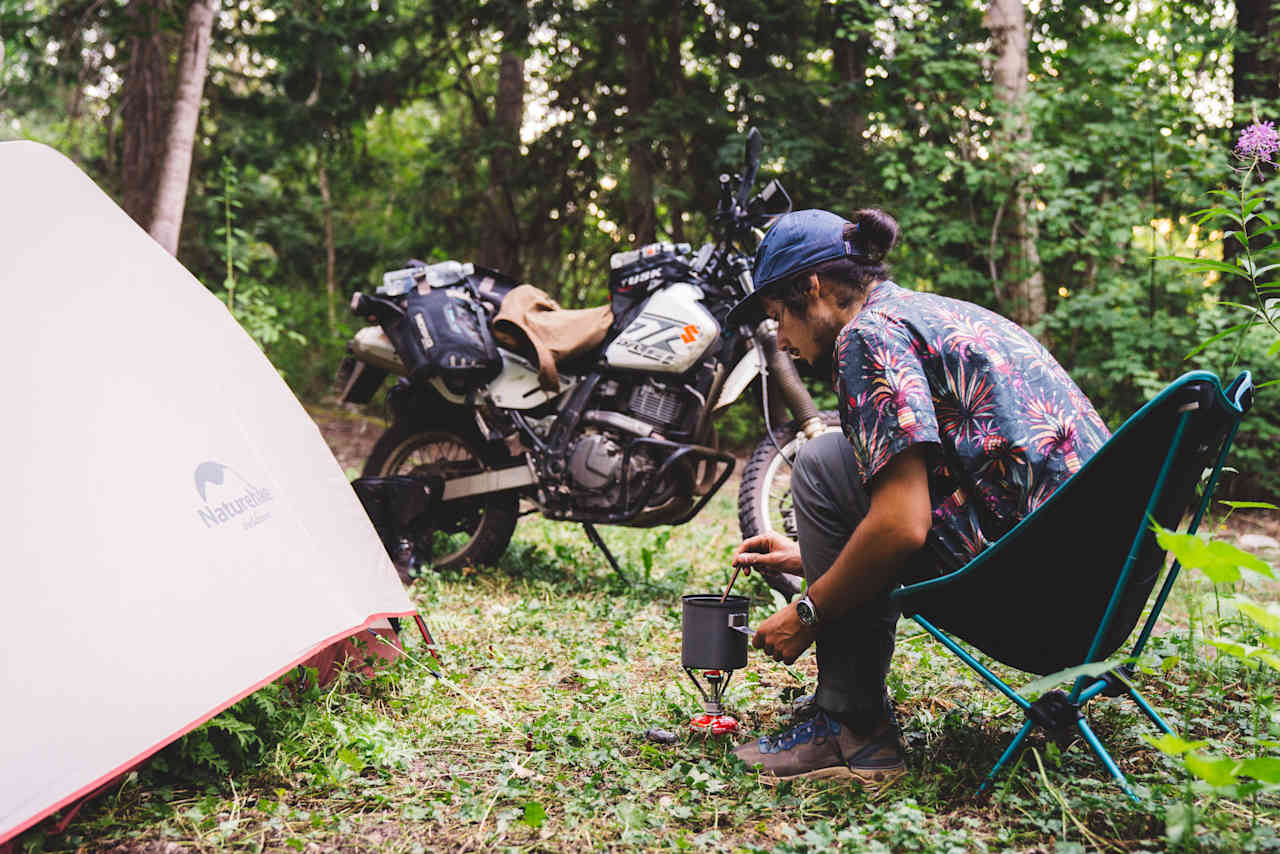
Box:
[2,0,1277,491]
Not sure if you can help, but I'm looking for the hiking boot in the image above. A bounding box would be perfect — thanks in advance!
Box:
[789,693,819,722]
[734,710,906,788]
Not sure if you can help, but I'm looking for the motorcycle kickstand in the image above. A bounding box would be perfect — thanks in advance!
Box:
[582,523,633,586]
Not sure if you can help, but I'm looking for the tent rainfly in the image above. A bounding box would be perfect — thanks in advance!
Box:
[0,141,417,844]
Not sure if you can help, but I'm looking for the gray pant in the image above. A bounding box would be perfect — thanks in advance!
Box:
[791,431,903,734]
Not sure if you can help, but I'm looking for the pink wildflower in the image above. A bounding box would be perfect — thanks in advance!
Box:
[1235,120,1279,164]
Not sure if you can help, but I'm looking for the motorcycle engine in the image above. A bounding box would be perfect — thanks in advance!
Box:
[562,366,717,511]
[568,432,623,491]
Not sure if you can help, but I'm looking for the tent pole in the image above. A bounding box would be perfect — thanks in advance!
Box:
[414,613,444,665]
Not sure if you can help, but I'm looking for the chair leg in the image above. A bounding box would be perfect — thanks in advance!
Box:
[978,719,1035,795]
[1076,717,1139,803]
[1125,685,1174,735]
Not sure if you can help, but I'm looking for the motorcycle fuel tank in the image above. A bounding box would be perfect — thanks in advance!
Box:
[603,283,720,373]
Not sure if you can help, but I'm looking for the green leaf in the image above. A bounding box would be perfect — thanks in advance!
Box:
[1220,500,1280,511]
[522,802,546,829]
[1185,323,1252,359]
[336,747,364,773]
[1165,802,1195,847]
[1185,752,1241,787]
[1153,527,1274,581]
[1205,637,1261,668]
[1204,539,1274,578]
[1236,600,1280,633]
[1019,658,1126,699]
[1145,733,1208,756]
[1238,758,1280,783]
[1157,256,1245,275]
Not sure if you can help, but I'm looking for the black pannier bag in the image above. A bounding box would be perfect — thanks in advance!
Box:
[607,241,694,334]
[384,280,502,389]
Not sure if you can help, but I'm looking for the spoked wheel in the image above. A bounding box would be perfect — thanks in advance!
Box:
[737,411,841,601]
[363,422,518,579]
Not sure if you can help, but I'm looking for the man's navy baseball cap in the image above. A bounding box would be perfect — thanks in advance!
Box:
[727,209,860,327]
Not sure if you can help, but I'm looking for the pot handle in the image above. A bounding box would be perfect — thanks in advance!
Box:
[728,612,754,638]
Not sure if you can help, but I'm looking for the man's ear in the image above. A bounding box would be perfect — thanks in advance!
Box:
[808,273,824,300]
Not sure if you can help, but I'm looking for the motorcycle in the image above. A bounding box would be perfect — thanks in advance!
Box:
[335,129,837,599]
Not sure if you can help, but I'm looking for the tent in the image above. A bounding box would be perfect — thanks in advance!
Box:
[0,142,417,844]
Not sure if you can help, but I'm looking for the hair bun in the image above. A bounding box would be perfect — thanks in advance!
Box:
[846,209,899,263]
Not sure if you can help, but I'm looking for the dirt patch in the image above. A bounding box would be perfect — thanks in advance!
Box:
[306,403,388,475]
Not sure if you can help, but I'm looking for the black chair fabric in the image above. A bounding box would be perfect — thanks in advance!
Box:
[896,374,1243,675]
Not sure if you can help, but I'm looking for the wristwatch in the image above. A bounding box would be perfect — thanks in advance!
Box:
[796,594,820,627]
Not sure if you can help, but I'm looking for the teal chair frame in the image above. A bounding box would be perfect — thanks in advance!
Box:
[890,371,1254,800]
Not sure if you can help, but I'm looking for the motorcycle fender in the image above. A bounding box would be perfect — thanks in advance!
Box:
[483,349,568,409]
[713,346,763,412]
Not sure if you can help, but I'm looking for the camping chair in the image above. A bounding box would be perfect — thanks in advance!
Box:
[890,370,1254,800]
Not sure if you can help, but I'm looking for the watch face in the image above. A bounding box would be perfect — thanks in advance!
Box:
[797,598,817,625]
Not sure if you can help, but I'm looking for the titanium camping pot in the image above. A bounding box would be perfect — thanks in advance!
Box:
[681,594,753,670]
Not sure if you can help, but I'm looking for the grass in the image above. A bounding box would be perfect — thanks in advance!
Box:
[21,482,1280,852]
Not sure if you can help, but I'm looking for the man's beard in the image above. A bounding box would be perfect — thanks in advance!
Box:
[792,348,834,380]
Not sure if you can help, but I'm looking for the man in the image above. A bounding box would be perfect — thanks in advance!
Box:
[726,208,1110,787]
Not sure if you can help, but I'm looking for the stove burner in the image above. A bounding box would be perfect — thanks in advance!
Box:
[685,668,739,736]
[689,713,739,735]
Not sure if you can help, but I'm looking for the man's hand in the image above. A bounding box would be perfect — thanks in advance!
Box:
[732,531,802,576]
[752,602,815,664]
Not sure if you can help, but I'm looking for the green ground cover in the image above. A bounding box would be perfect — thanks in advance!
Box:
[26,483,1280,853]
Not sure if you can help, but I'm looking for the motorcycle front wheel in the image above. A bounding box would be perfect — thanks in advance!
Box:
[363,421,519,579]
[737,411,841,601]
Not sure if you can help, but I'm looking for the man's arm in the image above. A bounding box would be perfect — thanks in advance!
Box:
[752,445,933,664]
[807,444,932,621]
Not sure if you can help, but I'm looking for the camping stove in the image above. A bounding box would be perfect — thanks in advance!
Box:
[681,595,752,737]
[685,669,740,735]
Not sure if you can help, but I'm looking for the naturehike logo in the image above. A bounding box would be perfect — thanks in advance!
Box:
[193,461,275,530]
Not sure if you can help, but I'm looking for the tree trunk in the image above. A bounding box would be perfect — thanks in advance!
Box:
[149,0,217,256]
[317,158,337,334]
[120,0,175,229]
[621,0,657,245]
[833,3,869,145]
[1233,0,1279,112]
[985,0,1046,328]
[478,47,525,277]
[665,2,686,243]
[1224,0,1279,281]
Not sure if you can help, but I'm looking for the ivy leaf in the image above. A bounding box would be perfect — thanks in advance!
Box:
[1184,752,1241,787]
[1165,802,1195,847]
[522,802,546,829]
[1144,733,1208,756]
[336,747,365,774]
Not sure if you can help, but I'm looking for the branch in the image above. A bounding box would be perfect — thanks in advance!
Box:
[448,45,490,129]
[988,191,1009,302]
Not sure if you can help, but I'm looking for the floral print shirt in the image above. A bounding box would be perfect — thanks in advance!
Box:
[835,281,1111,569]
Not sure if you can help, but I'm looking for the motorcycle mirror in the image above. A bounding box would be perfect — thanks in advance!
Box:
[745,128,763,167]
[737,129,763,207]
[749,179,792,218]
